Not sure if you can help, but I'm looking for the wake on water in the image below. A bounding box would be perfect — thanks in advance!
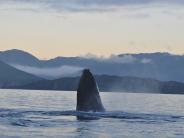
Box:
[0,108,184,127]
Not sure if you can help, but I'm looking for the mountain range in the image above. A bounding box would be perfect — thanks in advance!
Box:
[1,49,184,82]
[1,49,184,94]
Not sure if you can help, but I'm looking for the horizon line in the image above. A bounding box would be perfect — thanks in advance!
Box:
[0,48,184,60]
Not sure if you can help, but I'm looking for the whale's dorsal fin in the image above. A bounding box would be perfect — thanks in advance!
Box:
[76,69,105,112]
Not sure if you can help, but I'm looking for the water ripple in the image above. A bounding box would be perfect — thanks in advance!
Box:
[0,108,184,127]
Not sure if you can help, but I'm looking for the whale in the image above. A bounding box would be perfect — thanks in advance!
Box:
[76,69,105,112]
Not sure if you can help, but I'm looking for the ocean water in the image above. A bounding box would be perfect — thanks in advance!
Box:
[0,90,184,138]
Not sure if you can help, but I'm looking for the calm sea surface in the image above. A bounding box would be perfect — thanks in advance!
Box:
[0,89,184,138]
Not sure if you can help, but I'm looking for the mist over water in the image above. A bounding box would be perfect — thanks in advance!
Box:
[10,64,84,79]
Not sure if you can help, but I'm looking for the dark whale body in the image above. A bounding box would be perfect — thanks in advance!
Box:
[76,69,105,112]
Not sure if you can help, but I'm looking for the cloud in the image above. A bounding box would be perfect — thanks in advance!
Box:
[80,53,105,60]
[80,54,152,64]
[80,53,137,63]
[109,55,137,64]
[10,64,84,79]
[1,0,184,13]
[108,55,152,64]
[141,58,152,64]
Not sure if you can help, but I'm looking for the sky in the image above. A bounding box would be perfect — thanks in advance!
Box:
[0,0,184,59]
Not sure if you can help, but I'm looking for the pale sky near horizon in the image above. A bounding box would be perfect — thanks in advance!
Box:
[0,0,184,59]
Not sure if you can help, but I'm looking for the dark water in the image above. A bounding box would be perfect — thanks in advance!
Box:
[0,90,184,138]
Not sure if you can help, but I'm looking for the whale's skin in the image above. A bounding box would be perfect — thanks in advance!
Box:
[76,69,105,112]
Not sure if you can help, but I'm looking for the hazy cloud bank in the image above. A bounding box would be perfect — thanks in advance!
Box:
[10,54,152,79]
[80,54,152,64]
[11,64,84,79]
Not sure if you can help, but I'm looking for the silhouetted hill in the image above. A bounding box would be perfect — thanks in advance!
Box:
[0,49,40,66]
[1,49,184,82]
[12,75,184,94]
[0,60,43,87]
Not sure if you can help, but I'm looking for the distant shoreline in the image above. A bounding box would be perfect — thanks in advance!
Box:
[3,75,184,95]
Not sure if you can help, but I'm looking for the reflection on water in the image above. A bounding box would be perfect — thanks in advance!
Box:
[0,89,184,138]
